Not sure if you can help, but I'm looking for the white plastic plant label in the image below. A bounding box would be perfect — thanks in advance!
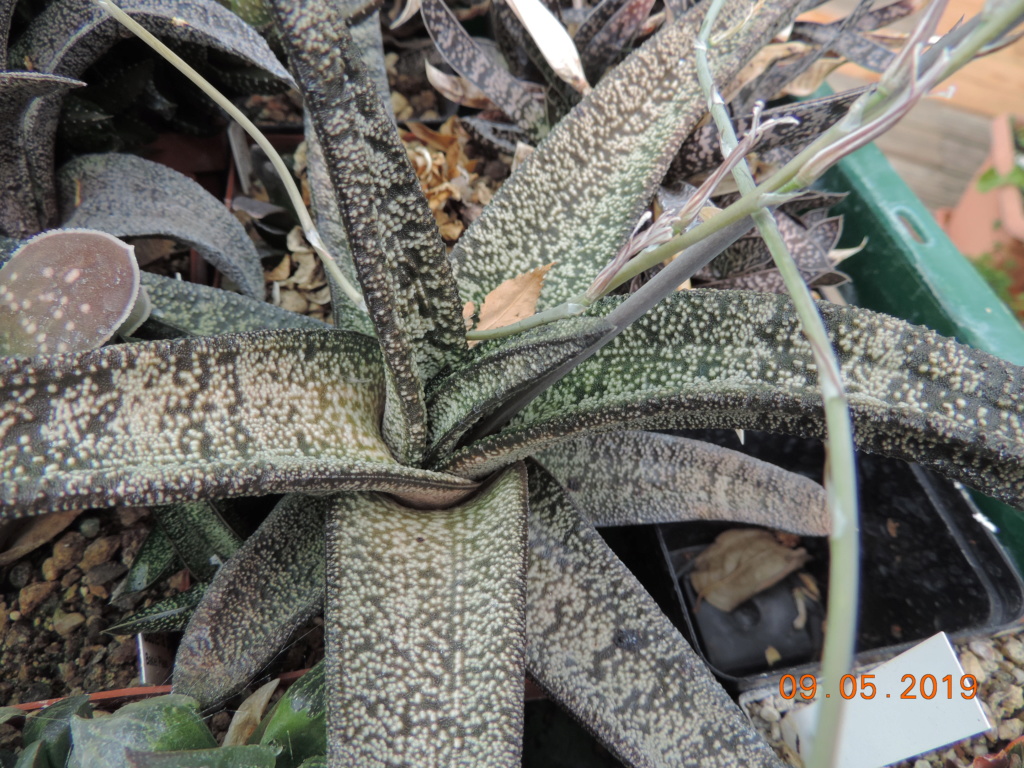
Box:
[136,633,175,686]
[781,632,989,768]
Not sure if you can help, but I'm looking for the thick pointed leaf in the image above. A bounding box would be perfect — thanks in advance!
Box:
[151,501,242,581]
[115,525,180,596]
[68,696,215,767]
[525,464,784,768]
[536,430,829,534]
[324,465,529,767]
[13,0,292,230]
[579,0,657,83]
[0,229,140,356]
[23,694,92,768]
[270,0,466,464]
[422,0,548,134]
[0,72,82,237]
[438,291,1024,510]
[450,0,807,311]
[426,316,610,459]
[140,273,353,337]
[0,329,477,516]
[173,494,327,705]
[108,582,209,635]
[0,0,15,67]
[125,745,278,768]
[251,662,326,767]
[58,155,264,298]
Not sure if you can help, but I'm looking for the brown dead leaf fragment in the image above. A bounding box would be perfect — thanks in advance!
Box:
[222,678,280,746]
[765,645,782,666]
[468,263,554,346]
[689,528,810,612]
[0,510,83,566]
[886,518,899,538]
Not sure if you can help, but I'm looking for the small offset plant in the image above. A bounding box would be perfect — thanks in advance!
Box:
[1,0,1023,766]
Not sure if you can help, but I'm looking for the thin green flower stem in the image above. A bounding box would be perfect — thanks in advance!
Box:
[92,0,367,310]
[695,4,858,767]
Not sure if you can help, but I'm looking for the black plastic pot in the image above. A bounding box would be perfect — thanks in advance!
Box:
[631,429,1024,693]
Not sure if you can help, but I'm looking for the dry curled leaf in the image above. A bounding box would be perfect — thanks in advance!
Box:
[0,509,82,566]
[424,62,496,109]
[690,528,810,612]
[505,0,591,94]
[222,678,280,746]
[467,263,554,346]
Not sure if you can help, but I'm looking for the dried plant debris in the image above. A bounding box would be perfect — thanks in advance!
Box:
[401,116,501,243]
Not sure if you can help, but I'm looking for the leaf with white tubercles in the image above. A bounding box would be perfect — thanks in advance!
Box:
[450,0,808,311]
[12,0,292,229]
[0,229,139,356]
[107,582,209,635]
[150,501,242,582]
[436,291,1024,511]
[525,464,786,767]
[0,72,82,237]
[270,0,467,465]
[0,329,477,517]
[58,154,265,298]
[420,0,548,134]
[536,430,830,534]
[426,316,610,460]
[139,273,352,337]
[174,494,328,706]
[578,0,656,84]
[323,466,529,767]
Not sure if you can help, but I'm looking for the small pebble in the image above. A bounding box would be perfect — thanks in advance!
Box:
[1011,667,1024,685]
[18,582,57,615]
[8,561,31,589]
[759,705,781,723]
[52,532,85,571]
[1003,636,1024,666]
[53,611,86,637]
[970,639,997,662]
[961,651,987,685]
[998,718,1024,741]
[914,759,931,768]
[79,536,120,572]
[78,517,101,539]
[41,557,59,582]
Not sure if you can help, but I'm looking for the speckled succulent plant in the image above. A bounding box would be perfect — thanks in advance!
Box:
[1,0,1024,765]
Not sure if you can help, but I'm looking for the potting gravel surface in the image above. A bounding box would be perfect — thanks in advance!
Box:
[743,628,1024,767]
[0,508,177,749]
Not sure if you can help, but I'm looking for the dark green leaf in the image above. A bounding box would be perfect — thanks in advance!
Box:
[173,494,327,705]
[536,430,829,533]
[23,695,92,768]
[125,745,279,768]
[58,154,265,298]
[108,582,208,635]
[451,0,807,311]
[151,501,242,581]
[438,291,1024,510]
[67,695,216,768]
[13,0,292,229]
[115,526,180,597]
[579,0,656,83]
[12,741,44,768]
[426,316,610,460]
[251,662,326,768]
[0,330,477,517]
[270,0,466,464]
[323,466,529,766]
[139,273,360,336]
[525,464,786,768]
[0,72,82,238]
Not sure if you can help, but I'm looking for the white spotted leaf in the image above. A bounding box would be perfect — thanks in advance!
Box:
[0,228,139,356]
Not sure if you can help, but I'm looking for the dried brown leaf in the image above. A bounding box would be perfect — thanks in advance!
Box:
[468,263,553,346]
[424,62,496,110]
[0,510,82,566]
[779,56,844,97]
[222,678,280,746]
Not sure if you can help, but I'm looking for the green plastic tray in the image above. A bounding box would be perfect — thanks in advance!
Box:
[820,141,1024,571]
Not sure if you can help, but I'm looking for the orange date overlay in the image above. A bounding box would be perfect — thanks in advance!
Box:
[779,673,979,701]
